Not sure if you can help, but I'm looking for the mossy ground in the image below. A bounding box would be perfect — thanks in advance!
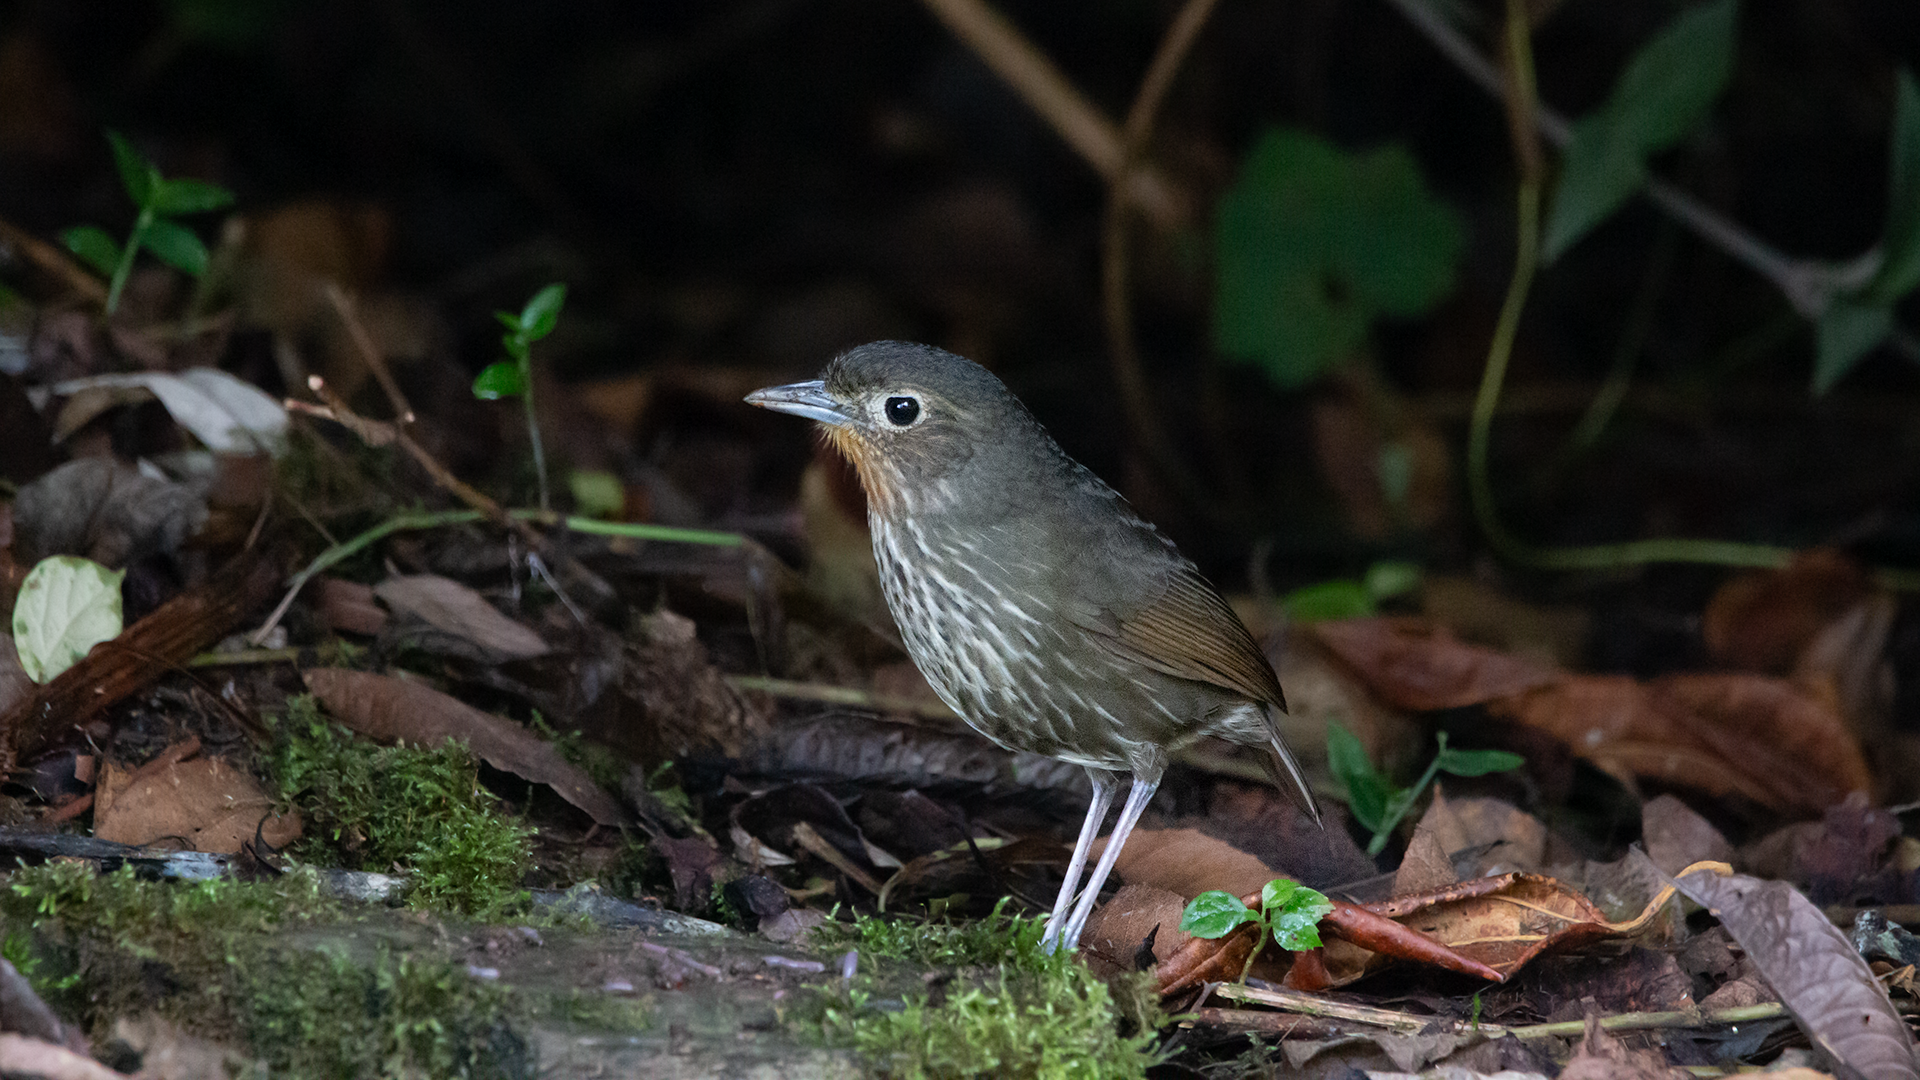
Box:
[803,903,1165,1080]
[269,694,535,920]
[1,862,529,1078]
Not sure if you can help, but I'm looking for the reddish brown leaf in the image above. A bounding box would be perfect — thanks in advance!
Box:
[1703,549,1871,674]
[1366,872,1640,978]
[303,668,630,827]
[374,574,549,661]
[1321,899,1503,982]
[1311,617,1559,712]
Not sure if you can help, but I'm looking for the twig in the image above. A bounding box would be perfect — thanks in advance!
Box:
[323,282,416,423]
[0,216,108,304]
[1209,981,1789,1041]
[1378,0,1889,323]
[1450,0,1920,587]
[913,0,1186,230]
[724,674,957,720]
[248,507,746,644]
[1099,0,1222,505]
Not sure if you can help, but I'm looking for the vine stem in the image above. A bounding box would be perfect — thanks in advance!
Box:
[1465,0,1920,590]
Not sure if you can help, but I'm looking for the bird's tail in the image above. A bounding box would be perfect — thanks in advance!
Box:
[1262,716,1322,827]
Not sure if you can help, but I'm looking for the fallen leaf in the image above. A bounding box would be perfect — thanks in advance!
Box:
[374,574,549,661]
[1311,617,1559,711]
[302,668,630,827]
[53,368,289,456]
[94,746,300,854]
[1677,869,1919,1080]
[1641,794,1733,876]
[312,577,386,636]
[1366,870,1668,979]
[1703,549,1871,674]
[1558,1013,1692,1080]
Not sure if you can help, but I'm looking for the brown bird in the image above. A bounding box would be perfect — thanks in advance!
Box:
[748,341,1318,951]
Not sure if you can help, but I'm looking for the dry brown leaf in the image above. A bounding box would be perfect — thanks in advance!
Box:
[1677,869,1920,1080]
[1105,826,1277,900]
[1489,673,1866,814]
[1704,549,1872,674]
[1311,617,1559,712]
[1656,674,1870,811]
[302,668,630,826]
[94,750,300,854]
[1641,794,1734,876]
[374,574,549,661]
[1558,1013,1692,1080]
[1366,872,1650,979]
[313,576,386,636]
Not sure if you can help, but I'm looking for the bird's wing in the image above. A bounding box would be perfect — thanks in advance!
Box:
[1067,563,1287,712]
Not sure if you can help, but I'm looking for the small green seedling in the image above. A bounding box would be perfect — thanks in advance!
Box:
[1329,723,1525,855]
[1180,877,1335,982]
[62,130,235,316]
[1282,560,1422,623]
[472,283,566,511]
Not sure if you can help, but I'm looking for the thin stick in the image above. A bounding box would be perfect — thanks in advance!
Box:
[1099,0,1221,502]
[914,0,1185,230]
[0,216,108,304]
[323,282,416,422]
[1378,0,1887,324]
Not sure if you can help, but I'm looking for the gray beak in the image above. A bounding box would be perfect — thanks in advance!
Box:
[744,379,852,427]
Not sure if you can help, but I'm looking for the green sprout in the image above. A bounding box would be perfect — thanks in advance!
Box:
[61,130,235,316]
[1179,877,1335,982]
[472,283,566,512]
[1329,723,1525,855]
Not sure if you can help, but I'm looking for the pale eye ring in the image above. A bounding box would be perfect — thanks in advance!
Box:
[884,396,921,426]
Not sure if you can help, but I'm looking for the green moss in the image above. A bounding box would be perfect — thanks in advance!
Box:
[807,904,1163,1080]
[0,863,530,1078]
[270,694,535,919]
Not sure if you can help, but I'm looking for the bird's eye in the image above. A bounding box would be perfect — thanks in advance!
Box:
[884,396,921,426]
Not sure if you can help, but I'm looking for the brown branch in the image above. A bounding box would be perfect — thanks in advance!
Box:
[914,0,1187,230]
[323,282,415,423]
[1100,0,1222,504]
[0,216,108,305]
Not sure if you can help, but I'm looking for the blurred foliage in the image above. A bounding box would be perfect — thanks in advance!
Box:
[1213,127,1464,387]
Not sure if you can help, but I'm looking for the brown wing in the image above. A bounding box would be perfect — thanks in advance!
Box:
[1075,566,1286,712]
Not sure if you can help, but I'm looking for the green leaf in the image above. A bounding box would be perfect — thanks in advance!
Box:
[139,217,210,275]
[12,555,126,684]
[1363,560,1422,602]
[1543,0,1739,261]
[1606,0,1739,150]
[517,283,567,341]
[150,176,235,216]
[567,469,625,519]
[61,226,124,279]
[1326,721,1396,832]
[1261,878,1334,952]
[1179,890,1256,939]
[1813,300,1892,394]
[1282,579,1375,623]
[1543,112,1650,263]
[1214,128,1464,387]
[471,360,527,400]
[1434,746,1526,777]
[1868,70,1920,301]
[106,130,159,207]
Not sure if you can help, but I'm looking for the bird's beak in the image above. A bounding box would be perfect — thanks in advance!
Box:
[744,379,851,427]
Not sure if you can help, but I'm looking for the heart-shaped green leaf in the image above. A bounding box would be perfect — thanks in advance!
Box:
[13,555,126,684]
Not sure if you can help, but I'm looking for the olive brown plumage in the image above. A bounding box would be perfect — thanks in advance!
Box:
[748,341,1318,952]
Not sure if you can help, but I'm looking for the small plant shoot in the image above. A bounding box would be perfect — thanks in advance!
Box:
[1329,723,1525,855]
[1180,877,1335,981]
[61,130,236,316]
[473,283,566,511]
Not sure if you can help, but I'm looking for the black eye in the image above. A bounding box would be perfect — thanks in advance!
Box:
[884,396,920,426]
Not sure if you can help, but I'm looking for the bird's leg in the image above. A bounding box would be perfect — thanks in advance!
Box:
[1041,768,1119,953]
[1055,766,1162,952]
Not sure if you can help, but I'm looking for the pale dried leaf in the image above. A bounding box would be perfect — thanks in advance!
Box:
[93,755,301,854]
[374,574,548,660]
[1677,869,1919,1080]
[53,369,289,456]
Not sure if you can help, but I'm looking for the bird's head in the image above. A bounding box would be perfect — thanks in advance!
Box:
[745,341,1046,517]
